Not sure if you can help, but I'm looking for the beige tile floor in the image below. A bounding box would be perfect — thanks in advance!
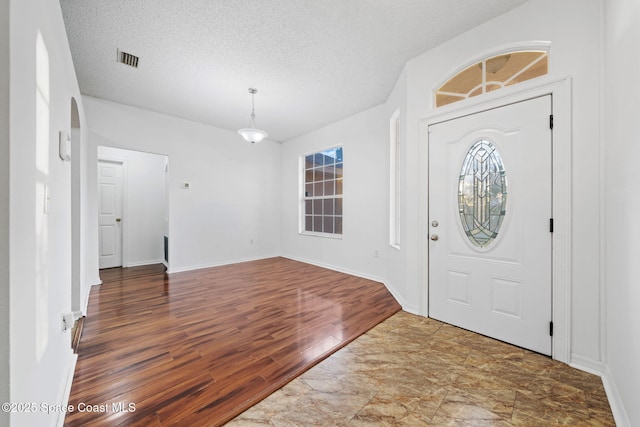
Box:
[227,311,615,426]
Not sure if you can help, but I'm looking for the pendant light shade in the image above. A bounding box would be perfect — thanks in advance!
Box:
[238,88,268,143]
[237,127,268,143]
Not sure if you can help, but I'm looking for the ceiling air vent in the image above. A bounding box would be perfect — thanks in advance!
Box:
[118,50,139,68]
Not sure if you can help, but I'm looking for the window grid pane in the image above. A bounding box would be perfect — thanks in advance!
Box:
[302,146,343,236]
[435,50,549,108]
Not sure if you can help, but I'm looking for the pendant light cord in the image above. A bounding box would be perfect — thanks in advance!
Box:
[249,94,256,127]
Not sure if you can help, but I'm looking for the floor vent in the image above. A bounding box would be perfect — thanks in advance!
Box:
[118,50,139,68]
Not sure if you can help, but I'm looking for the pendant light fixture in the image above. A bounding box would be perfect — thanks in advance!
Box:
[238,88,268,143]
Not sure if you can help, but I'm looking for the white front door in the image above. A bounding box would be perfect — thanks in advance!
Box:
[428,95,552,355]
[98,160,123,269]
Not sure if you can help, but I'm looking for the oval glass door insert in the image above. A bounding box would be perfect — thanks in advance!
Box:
[458,139,507,248]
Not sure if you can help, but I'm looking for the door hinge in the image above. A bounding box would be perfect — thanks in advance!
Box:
[549,114,554,130]
[549,321,554,336]
[549,218,554,233]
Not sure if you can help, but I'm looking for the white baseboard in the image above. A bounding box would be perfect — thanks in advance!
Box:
[600,365,632,427]
[81,284,91,315]
[569,354,605,376]
[56,352,78,427]
[280,254,409,312]
[401,305,420,316]
[124,259,165,268]
[570,355,631,427]
[167,254,280,274]
[281,253,386,283]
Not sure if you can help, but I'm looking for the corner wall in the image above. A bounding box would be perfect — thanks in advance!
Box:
[279,104,390,285]
[83,96,282,274]
[383,66,412,311]
[0,0,11,425]
[280,0,605,369]
[403,0,603,367]
[9,0,87,425]
[603,0,640,425]
[277,0,609,386]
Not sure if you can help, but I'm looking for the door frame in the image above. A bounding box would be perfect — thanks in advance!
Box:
[419,76,572,363]
[97,157,128,269]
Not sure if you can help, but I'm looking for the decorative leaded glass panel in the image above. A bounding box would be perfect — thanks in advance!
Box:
[435,50,549,107]
[458,140,507,248]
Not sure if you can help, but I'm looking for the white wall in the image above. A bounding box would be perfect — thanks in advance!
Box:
[76,0,635,424]
[383,66,412,310]
[69,99,89,313]
[83,96,281,274]
[98,146,167,267]
[8,0,88,425]
[84,121,100,287]
[279,0,605,368]
[4,0,637,425]
[402,0,603,366]
[604,0,640,425]
[279,105,389,284]
[0,0,10,424]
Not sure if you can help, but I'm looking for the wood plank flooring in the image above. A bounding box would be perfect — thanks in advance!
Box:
[98,263,167,283]
[65,257,401,426]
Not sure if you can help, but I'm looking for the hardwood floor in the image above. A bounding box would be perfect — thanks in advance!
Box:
[98,263,167,283]
[65,257,401,426]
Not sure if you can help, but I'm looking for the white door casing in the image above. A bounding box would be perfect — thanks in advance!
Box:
[428,95,552,355]
[98,160,123,269]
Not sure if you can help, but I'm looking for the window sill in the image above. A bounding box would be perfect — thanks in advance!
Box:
[299,231,343,240]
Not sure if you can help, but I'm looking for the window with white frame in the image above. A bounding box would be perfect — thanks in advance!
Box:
[302,146,343,236]
[435,50,549,108]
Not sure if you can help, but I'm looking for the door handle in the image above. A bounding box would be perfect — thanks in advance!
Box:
[430,234,439,241]
[115,218,122,222]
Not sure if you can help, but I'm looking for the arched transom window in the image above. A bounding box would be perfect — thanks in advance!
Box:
[435,50,548,108]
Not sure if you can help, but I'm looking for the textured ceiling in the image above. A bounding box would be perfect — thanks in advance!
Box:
[59,0,528,142]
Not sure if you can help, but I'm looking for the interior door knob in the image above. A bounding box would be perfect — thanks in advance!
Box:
[430,234,439,241]
[115,218,122,222]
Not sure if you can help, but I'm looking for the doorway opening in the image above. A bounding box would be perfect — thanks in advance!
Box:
[428,96,552,355]
[420,77,572,363]
[97,147,169,275]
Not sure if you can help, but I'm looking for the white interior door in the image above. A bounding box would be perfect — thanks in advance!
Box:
[98,160,123,269]
[428,96,552,355]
